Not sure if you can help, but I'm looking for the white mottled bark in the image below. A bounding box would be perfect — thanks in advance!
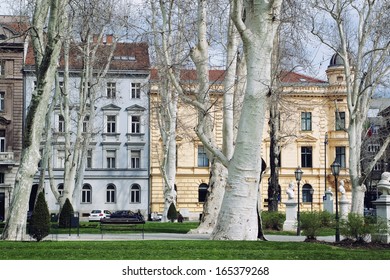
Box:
[211,0,283,240]
[2,0,67,241]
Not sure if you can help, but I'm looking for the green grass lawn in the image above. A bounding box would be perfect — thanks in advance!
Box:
[1,221,388,260]
[0,240,389,260]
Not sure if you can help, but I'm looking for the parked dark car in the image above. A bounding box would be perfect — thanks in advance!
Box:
[108,210,144,222]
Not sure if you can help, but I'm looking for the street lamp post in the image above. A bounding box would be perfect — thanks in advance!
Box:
[331,161,340,242]
[324,132,328,206]
[310,188,314,212]
[295,167,303,236]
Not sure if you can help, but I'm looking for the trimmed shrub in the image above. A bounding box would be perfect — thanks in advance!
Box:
[261,211,285,231]
[29,192,50,242]
[319,211,334,227]
[167,203,177,222]
[300,211,324,240]
[339,213,387,243]
[59,198,74,228]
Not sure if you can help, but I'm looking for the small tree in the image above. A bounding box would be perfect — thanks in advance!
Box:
[29,192,50,242]
[300,211,328,241]
[59,198,74,228]
[167,203,177,223]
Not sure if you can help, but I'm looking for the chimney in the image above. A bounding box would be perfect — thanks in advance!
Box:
[106,34,113,45]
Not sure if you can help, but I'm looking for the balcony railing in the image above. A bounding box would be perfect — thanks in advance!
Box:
[0,152,14,164]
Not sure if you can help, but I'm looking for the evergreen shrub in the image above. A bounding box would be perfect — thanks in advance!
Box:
[261,211,285,231]
[59,198,74,228]
[167,203,177,222]
[29,192,50,242]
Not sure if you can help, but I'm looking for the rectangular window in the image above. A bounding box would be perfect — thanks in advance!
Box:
[57,150,65,168]
[87,82,91,98]
[0,60,4,76]
[107,82,116,99]
[0,130,4,153]
[301,146,312,168]
[197,145,209,167]
[368,144,380,153]
[0,92,4,111]
[0,173,4,184]
[83,115,90,133]
[131,83,141,99]
[335,111,346,130]
[373,162,382,171]
[131,115,140,133]
[107,115,116,133]
[86,149,92,168]
[131,150,141,169]
[336,146,346,168]
[82,186,92,203]
[58,115,65,132]
[106,186,115,203]
[301,112,312,131]
[106,150,116,168]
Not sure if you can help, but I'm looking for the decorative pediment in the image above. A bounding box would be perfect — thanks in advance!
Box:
[101,104,121,111]
[296,134,317,143]
[0,116,11,125]
[126,104,146,112]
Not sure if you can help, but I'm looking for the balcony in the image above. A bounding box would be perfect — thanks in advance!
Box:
[0,152,15,166]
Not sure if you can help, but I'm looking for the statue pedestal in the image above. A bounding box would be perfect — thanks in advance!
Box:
[339,195,350,220]
[323,189,334,213]
[283,200,297,231]
[372,195,390,244]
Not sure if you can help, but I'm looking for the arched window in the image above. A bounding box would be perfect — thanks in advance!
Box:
[198,183,209,203]
[82,184,92,203]
[106,184,116,203]
[130,184,141,203]
[57,183,64,197]
[302,184,313,203]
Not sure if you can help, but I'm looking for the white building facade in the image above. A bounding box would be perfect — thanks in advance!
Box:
[24,40,151,220]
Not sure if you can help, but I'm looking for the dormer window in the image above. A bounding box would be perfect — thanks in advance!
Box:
[337,76,343,82]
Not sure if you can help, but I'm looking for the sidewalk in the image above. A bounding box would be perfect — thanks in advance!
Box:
[44,232,337,242]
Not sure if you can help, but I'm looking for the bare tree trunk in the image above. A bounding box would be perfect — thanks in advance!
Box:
[190,7,239,234]
[211,0,283,240]
[2,0,67,241]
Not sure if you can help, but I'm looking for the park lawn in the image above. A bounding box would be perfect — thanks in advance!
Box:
[0,240,389,260]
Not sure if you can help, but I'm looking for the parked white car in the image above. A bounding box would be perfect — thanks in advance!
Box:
[88,210,111,222]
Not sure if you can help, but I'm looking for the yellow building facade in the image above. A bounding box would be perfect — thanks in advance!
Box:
[150,58,351,220]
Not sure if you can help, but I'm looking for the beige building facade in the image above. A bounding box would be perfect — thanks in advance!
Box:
[150,58,351,220]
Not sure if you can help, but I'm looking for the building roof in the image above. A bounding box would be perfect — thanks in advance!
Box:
[279,70,326,84]
[150,68,225,82]
[0,15,29,46]
[151,68,325,85]
[25,40,150,71]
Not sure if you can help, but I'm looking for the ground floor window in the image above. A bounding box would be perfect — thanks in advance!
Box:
[198,183,209,202]
[82,184,92,203]
[302,184,313,203]
[130,184,140,203]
